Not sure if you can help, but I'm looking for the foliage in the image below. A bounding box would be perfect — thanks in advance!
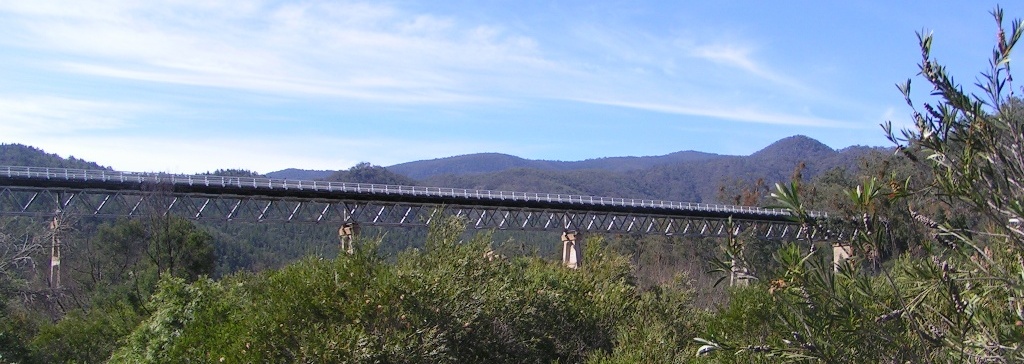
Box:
[108,216,701,363]
[29,303,141,363]
[20,217,216,363]
[264,168,335,180]
[325,162,419,185]
[0,219,41,296]
[587,272,699,363]
[203,169,265,177]
[0,219,46,363]
[70,217,214,292]
[882,6,1024,361]
[0,305,35,364]
[696,7,1024,363]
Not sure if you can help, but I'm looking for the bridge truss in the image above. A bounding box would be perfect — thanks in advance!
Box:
[0,166,849,240]
[0,186,827,240]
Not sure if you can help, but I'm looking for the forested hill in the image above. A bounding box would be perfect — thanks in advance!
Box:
[265,168,334,180]
[386,150,720,180]
[0,144,109,170]
[321,162,418,185]
[419,135,889,203]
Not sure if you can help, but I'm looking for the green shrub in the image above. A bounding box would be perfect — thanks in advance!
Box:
[110,216,697,363]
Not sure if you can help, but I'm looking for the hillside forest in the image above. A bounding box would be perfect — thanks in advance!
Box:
[2,7,1024,363]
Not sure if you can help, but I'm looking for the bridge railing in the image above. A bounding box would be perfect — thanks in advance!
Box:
[0,166,828,219]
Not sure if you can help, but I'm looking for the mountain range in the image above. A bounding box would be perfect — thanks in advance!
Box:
[2,135,890,205]
[268,135,888,204]
[384,150,720,180]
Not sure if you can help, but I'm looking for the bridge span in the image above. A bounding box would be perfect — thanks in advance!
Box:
[1,165,857,272]
[0,166,835,240]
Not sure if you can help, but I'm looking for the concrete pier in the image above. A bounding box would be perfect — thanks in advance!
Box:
[561,230,580,269]
[338,222,360,254]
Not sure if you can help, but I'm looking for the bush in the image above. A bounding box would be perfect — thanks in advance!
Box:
[110,216,697,363]
[695,7,1024,362]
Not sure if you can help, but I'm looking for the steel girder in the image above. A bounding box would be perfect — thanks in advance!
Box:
[0,186,829,240]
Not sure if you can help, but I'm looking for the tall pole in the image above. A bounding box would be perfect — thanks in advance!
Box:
[49,211,62,289]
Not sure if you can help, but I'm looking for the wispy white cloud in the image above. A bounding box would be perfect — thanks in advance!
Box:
[0,0,554,104]
[0,95,141,134]
[553,23,849,127]
[573,97,859,128]
[689,43,810,92]
[58,62,491,104]
[0,1,827,112]
[567,23,812,90]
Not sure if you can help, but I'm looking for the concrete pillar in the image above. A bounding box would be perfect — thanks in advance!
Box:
[49,215,61,289]
[561,230,581,269]
[832,243,853,271]
[730,260,750,287]
[338,222,360,254]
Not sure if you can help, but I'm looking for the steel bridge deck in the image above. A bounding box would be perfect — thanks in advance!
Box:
[0,166,839,240]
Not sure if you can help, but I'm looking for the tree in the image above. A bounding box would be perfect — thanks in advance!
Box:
[325,162,418,185]
[695,7,1024,362]
[28,217,214,363]
[145,216,215,281]
[881,7,1024,360]
[0,219,41,297]
[0,218,43,362]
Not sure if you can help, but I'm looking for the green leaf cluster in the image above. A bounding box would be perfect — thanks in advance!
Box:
[109,216,701,363]
[697,7,1024,362]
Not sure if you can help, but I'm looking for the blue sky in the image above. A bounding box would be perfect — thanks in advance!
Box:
[0,1,1019,174]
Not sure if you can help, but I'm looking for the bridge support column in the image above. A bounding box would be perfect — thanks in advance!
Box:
[561,230,581,269]
[730,261,750,287]
[49,214,62,289]
[338,222,360,254]
[832,242,853,271]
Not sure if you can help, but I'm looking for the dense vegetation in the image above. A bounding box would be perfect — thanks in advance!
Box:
[0,144,108,171]
[324,162,419,186]
[2,7,1024,363]
[108,219,702,363]
[692,8,1024,362]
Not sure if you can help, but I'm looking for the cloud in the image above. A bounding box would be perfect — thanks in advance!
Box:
[58,62,491,104]
[689,43,809,92]
[0,0,858,126]
[0,95,140,134]
[0,0,552,104]
[551,23,856,129]
[567,23,811,90]
[573,97,859,128]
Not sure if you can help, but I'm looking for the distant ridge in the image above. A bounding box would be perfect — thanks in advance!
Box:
[2,136,892,205]
[751,135,835,160]
[387,153,534,179]
[386,150,720,180]
[415,135,890,203]
[266,168,334,180]
[0,143,109,170]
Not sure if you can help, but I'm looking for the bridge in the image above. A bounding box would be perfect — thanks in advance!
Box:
[0,166,846,273]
